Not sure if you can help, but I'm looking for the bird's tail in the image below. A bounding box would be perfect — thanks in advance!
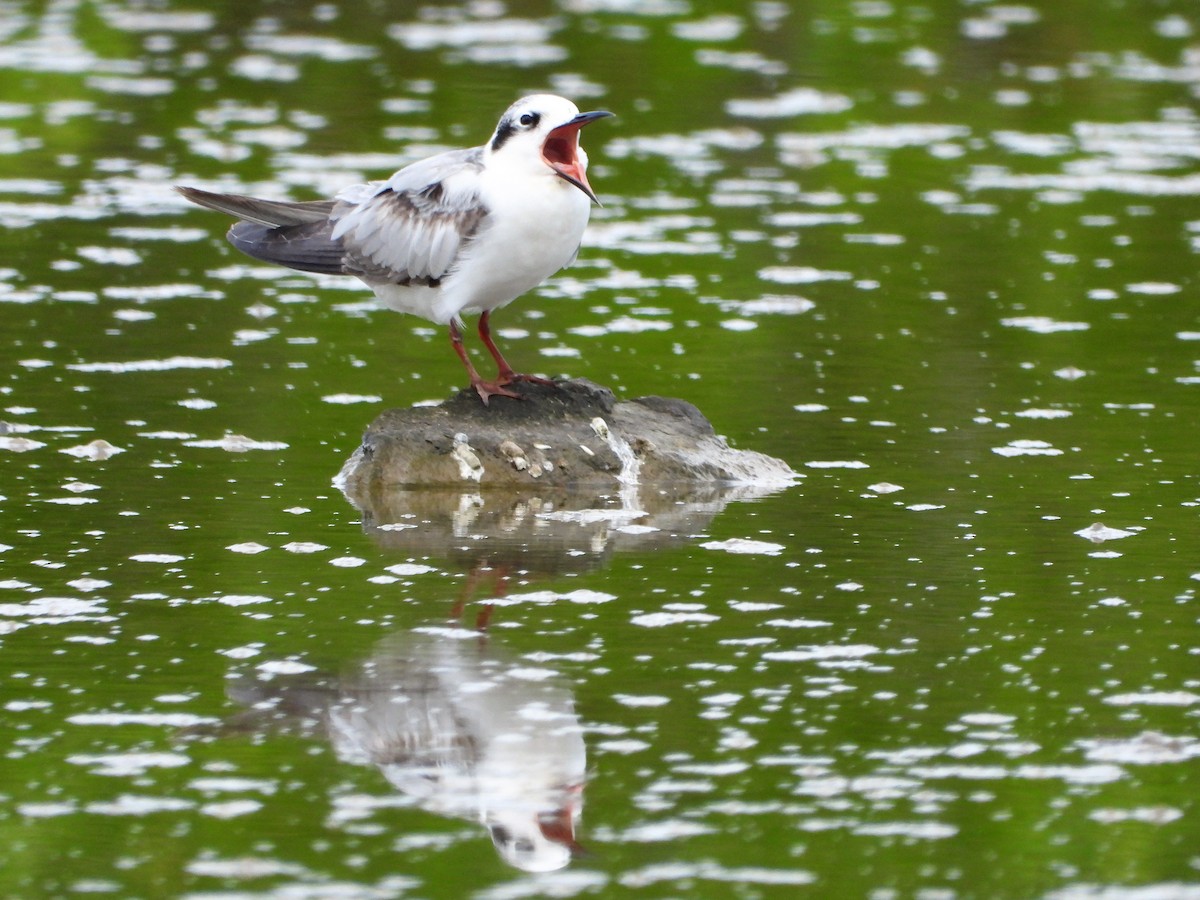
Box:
[175,185,335,228]
[176,185,347,276]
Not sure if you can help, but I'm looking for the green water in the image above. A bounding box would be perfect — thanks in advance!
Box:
[2,1,1199,897]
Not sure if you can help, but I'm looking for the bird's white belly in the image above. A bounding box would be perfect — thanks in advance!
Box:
[370,176,590,325]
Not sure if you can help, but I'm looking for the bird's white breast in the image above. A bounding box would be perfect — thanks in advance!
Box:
[439,169,592,323]
[364,154,593,326]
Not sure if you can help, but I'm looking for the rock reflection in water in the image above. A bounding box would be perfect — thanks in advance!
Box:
[226,626,586,872]
[342,479,793,581]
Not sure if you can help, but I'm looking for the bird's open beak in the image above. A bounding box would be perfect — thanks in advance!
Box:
[537,805,587,860]
[542,110,613,205]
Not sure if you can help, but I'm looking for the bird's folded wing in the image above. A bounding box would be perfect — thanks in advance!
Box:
[331,148,488,286]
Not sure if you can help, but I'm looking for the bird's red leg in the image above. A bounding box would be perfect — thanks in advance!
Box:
[449,319,519,405]
[478,310,555,388]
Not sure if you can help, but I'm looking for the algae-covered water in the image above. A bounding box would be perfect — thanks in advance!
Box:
[2,1,1199,897]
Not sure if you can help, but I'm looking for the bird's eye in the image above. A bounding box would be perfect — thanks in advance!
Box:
[519,112,539,127]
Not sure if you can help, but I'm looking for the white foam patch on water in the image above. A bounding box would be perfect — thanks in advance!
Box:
[621,861,814,888]
[322,393,382,404]
[257,660,317,675]
[1054,366,1088,380]
[597,738,652,755]
[86,795,195,816]
[617,819,718,841]
[7,700,52,711]
[727,87,852,118]
[613,694,670,707]
[68,712,218,727]
[494,589,616,606]
[992,439,1062,457]
[1089,806,1183,825]
[384,563,436,576]
[103,284,218,301]
[0,597,108,620]
[216,594,272,607]
[853,821,957,839]
[232,328,274,345]
[631,611,720,627]
[1015,408,1072,419]
[763,644,880,662]
[1079,733,1200,765]
[227,542,269,554]
[766,618,832,629]
[1126,281,1180,295]
[17,802,76,818]
[129,553,186,563]
[68,356,231,372]
[185,857,311,879]
[1104,692,1200,707]
[1001,316,1089,333]
[68,752,190,776]
[968,169,1200,196]
[758,266,853,284]
[77,245,141,266]
[720,318,758,331]
[700,538,784,555]
[190,777,277,795]
[729,601,783,612]
[184,435,287,451]
[389,17,557,51]
[200,800,263,819]
[1075,522,1136,542]
[570,316,672,336]
[0,436,46,452]
[110,225,209,242]
[218,645,261,660]
[715,296,817,317]
[805,460,870,469]
[61,440,124,460]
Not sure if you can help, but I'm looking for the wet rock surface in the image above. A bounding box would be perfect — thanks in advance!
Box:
[337,378,797,500]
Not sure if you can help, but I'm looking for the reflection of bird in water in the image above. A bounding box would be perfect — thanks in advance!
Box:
[227,626,586,872]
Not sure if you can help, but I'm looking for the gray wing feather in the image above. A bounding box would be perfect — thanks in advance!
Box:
[176,145,487,285]
[331,148,488,285]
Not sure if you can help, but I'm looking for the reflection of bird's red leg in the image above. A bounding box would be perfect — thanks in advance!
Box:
[452,562,505,632]
[450,318,519,405]
[473,563,510,631]
[478,310,555,388]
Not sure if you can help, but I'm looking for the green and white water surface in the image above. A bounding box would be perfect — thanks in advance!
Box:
[2,1,1199,897]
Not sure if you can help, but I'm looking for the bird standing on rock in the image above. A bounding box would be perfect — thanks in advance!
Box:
[177,94,613,404]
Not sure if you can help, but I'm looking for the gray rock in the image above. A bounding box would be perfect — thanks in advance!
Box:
[337,378,798,498]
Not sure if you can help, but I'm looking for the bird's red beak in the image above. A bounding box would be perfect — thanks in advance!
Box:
[542,110,613,205]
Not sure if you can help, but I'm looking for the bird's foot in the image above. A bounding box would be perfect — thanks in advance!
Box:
[499,371,557,388]
[472,380,522,406]
[470,373,557,405]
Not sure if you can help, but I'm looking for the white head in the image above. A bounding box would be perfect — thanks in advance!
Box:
[486,94,613,204]
[487,801,584,873]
